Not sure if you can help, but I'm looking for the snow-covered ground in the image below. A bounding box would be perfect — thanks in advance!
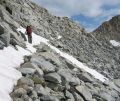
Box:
[0,26,108,101]
[0,46,31,101]
[18,27,108,82]
[110,40,120,47]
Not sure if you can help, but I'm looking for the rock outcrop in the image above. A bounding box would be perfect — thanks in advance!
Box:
[93,15,120,41]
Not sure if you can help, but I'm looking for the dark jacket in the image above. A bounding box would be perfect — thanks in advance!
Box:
[26,26,32,36]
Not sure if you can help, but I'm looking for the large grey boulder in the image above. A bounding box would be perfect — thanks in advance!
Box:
[46,82,64,92]
[75,85,93,101]
[34,84,51,96]
[31,56,56,73]
[21,62,35,68]
[0,40,5,49]
[114,79,120,88]
[19,67,36,75]
[97,91,116,101]
[19,31,27,41]
[50,91,65,100]
[17,77,34,87]
[0,32,10,47]
[35,43,52,52]
[30,90,38,100]
[0,21,25,48]
[12,88,27,98]
[58,69,80,86]
[38,51,64,68]
[22,95,32,101]
[65,90,74,100]
[77,72,94,83]
[0,24,4,35]
[30,75,45,85]
[12,98,24,101]
[21,62,44,76]
[40,95,59,101]
[0,5,19,28]
[44,73,62,84]
[19,62,37,75]
[71,92,84,101]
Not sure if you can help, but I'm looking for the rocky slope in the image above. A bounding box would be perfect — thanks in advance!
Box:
[1,0,120,80]
[10,43,120,101]
[91,15,120,79]
[0,0,120,101]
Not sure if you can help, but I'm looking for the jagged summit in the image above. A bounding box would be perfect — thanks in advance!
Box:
[93,15,120,41]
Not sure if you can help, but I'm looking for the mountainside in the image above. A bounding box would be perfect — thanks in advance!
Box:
[93,15,120,41]
[1,0,120,80]
[0,0,120,101]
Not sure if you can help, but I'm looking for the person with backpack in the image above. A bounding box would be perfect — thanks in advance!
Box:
[26,25,32,43]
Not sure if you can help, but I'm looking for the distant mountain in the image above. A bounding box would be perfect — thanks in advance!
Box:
[93,15,120,41]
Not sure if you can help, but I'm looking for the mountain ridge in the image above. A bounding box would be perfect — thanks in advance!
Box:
[0,0,120,101]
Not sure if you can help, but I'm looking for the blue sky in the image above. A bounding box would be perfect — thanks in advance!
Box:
[32,0,120,32]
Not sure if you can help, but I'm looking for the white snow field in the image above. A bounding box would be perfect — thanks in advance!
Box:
[110,40,120,47]
[0,26,108,101]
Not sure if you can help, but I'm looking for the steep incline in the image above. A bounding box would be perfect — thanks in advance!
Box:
[0,0,120,81]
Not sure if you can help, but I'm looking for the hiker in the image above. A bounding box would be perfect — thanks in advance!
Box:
[26,25,32,43]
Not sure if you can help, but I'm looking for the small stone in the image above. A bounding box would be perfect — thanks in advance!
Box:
[12,88,27,98]
[114,79,120,88]
[44,73,61,84]
[17,77,34,87]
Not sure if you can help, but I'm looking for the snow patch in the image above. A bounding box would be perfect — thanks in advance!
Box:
[110,40,120,47]
[57,35,62,39]
[47,44,108,82]
[0,46,31,101]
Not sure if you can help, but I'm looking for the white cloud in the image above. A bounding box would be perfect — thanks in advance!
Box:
[32,0,120,31]
[32,0,120,17]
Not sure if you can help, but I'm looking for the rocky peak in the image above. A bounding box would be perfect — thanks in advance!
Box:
[93,15,120,41]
